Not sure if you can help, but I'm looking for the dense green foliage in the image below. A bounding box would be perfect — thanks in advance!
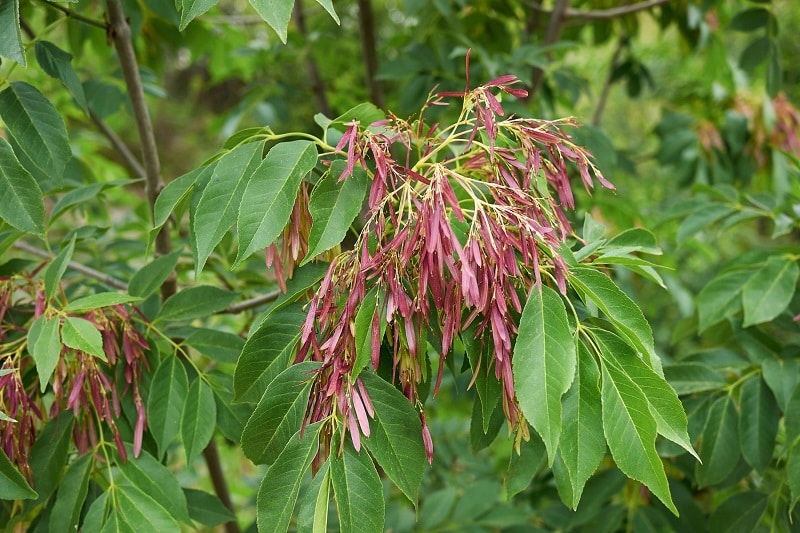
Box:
[1,0,800,531]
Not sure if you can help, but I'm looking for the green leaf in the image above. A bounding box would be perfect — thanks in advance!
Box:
[234,305,306,403]
[0,137,46,235]
[676,204,735,245]
[599,358,676,514]
[785,383,800,448]
[0,448,37,500]
[181,378,217,462]
[184,328,244,364]
[697,268,756,332]
[154,165,212,230]
[738,376,778,473]
[147,354,189,459]
[256,422,323,533]
[570,268,656,365]
[553,343,605,509]
[708,491,768,533]
[0,0,25,66]
[34,41,87,111]
[27,315,62,393]
[240,361,320,464]
[313,0,339,23]
[463,327,502,433]
[248,0,294,43]
[696,395,740,487]
[184,488,235,527]
[179,0,219,30]
[303,161,368,264]
[730,7,771,32]
[296,463,330,533]
[360,371,426,508]
[236,140,318,266]
[352,286,386,377]
[503,432,546,499]
[513,285,576,464]
[330,440,385,533]
[256,262,330,325]
[789,441,800,509]
[741,255,799,326]
[155,285,237,323]
[49,453,92,532]
[191,141,264,273]
[64,293,142,313]
[603,227,662,255]
[740,36,771,71]
[26,411,74,507]
[594,330,698,460]
[115,484,181,532]
[117,445,191,524]
[663,362,727,395]
[128,250,182,299]
[0,82,71,185]
[61,316,106,361]
[762,357,800,411]
[43,235,75,301]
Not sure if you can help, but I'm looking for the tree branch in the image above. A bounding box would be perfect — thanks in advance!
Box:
[13,241,128,291]
[592,37,627,126]
[530,0,671,22]
[220,290,281,314]
[356,0,384,108]
[529,0,570,98]
[37,0,108,29]
[106,0,175,300]
[293,0,333,117]
[106,4,237,531]
[89,110,146,179]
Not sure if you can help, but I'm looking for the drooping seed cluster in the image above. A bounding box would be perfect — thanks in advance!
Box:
[0,277,149,480]
[285,68,612,464]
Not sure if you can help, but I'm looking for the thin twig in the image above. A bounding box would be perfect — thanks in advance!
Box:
[106,0,175,300]
[220,290,282,314]
[13,241,128,291]
[36,0,108,29]
[89,110,147,179]
[202,441,240,533]
[592,37,628,126]
[530,0,672,22]
[357,0,384,108]
[293,0,333,117]
[529,0,570,98]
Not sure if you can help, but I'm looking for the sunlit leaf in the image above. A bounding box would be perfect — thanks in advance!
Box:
[303,161,368,264]
[128,250,182,299]
[64,293,142,312]
[0,82,71,187]
[179,0,219,30]
[61,316,106,361]
[117,446,191,524]
[236,138,317,266]
[44,235,75,301]
[191,141,264,273]
[513,285,576,463]
[0,137,46,235]
[27,315,62,393]
[116,484,181,532]
[0,0,25,66]
[248,0,294,43]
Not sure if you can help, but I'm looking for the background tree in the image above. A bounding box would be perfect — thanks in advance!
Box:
[1,0,799,531]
